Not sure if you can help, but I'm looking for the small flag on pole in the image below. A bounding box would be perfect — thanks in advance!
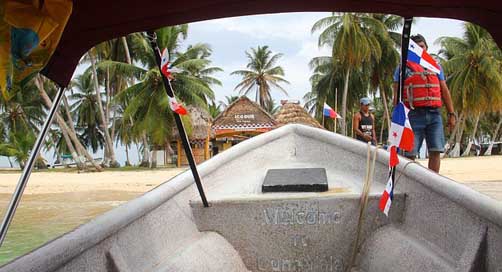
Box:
[323,103,341,119]
[388,102,414,167]
[379,169,394,216]
[168,96,187,115]
[160,48,173,80]
[408,39,440,74]
[379,102,414,216]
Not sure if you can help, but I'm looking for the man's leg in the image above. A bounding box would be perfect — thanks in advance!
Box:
[428,151,440,173]
[424,109,445,173]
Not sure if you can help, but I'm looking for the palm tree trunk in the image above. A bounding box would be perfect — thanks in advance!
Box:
[462,112,481,157]
[7,157,13,168]
[450,115,466,158]
[484,113,502,156]
[61,94,87,167]
[89,49,119,167]
[150,149,158,168]
[341,66,351,136]
[122,37,132,65]
[125,144,131,166]
[35,77,85,170]
[445,111,464,156]
[140,133,150,167]
[36,78,103,172]
[380,84,391,131]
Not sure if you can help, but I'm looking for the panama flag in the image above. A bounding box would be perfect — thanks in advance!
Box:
[388,102,414,167]
[168,96,187,115]
[160,48,173,80]
[379,169,394,216]
[323,103,341,119]
[408,39,441,74]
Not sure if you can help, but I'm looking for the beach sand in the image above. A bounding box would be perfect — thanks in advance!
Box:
[0,168,187,195]
[418,155,502,200]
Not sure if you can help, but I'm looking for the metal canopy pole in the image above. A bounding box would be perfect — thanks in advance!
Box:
[393,17,414,180]
[399,17,413,103]
[146,30,209,207]
[0,85,66,247]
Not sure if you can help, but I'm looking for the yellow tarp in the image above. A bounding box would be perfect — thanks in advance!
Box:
[0,0,72,100]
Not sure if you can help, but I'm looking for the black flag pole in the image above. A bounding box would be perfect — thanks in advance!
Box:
[394,17,414,180]
[145,30,209,208]
[399,17,414,103]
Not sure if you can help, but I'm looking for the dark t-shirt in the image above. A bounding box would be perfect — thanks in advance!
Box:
[356,111,374,142]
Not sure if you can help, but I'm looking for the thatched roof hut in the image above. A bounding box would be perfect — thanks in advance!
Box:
[274,100,324,129]
[171,105,212,167]
[172,105,213,140]
[212,96,277,137]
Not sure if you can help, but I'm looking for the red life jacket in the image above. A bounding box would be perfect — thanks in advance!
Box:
[403,61,442,108]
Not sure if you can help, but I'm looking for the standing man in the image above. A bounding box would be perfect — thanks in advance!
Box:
[353,97,377,145]
[393,34,456,173]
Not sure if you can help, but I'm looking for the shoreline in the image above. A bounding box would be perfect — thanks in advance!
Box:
[0,156,501,200]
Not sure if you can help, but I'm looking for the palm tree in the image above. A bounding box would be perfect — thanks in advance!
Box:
[368,14,401,131]
[85,46,120,167]
[110,26,218,167]
[264,99,280,115]
[484,112,502,155]
[231,46,289,108]
[34,75,103,171]
[312,13,385,135]
[208,100,222,119]
[69,75,106,153]
[305,56,368,131]
[437,22,502,156]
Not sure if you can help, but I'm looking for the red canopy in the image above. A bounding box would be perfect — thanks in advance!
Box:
[42,0,502,87]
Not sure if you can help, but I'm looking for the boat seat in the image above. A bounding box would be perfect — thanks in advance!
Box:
[354,224,487,272]
[154,232,250,272]
[106,231,249,272]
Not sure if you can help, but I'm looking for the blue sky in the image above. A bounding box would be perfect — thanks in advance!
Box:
[183,13,466,105]
[0,13,467,167]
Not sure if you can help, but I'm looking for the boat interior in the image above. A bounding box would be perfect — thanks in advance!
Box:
[2,124,501,272]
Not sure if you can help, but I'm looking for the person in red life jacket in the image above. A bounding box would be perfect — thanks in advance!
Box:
[392,34,456,173]
[353,97,377,145]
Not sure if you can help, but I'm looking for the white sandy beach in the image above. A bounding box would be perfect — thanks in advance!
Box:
[0,168,186,195]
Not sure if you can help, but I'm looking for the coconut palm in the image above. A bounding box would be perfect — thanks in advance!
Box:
[368,14,401,130]
[312,13,385,135]
[437,22,502,156]
[231,46,289,109]
[110,26,218,167]
[69,74,106,153]
[208,100,222,119]
[305,56,369,131]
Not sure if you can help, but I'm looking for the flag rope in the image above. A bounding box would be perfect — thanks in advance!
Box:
[348,143,378,270]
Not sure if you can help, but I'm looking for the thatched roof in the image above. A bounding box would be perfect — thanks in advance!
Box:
[172,105,213,140]
[274,100,324,129]
[212,96,277,132]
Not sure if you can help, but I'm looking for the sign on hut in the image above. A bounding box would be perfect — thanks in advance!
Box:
[212,96,276,153]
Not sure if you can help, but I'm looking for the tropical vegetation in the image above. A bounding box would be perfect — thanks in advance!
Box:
[2,16,502,171]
